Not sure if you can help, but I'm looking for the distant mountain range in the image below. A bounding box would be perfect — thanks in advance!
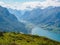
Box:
[8,6,60,33]
[0,6,30,34]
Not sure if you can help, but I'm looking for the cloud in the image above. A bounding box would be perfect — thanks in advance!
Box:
[14,0,60,10]
[0,1,13,8]
[0,0,60,10]
[41,0,60,8]
[0,1,6,6]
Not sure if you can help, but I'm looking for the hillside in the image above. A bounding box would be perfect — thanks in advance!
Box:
[9,7,60,33]
[0,32,60,45]
[0,6,29,34]
[21,7,60,33]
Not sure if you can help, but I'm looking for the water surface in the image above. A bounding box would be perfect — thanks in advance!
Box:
[32,27,60,42]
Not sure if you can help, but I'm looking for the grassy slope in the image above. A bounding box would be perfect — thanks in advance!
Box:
[0,32,60,45]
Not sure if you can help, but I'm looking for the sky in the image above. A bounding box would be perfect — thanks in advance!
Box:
[0,0,60,10]
[0,0,45,3]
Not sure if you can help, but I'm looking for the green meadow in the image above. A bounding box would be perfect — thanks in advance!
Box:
[0,32,60,45]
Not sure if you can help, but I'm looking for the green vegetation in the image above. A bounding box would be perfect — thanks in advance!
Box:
[0,32,60,45]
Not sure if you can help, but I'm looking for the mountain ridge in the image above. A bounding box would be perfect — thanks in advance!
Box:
[0,6,30,34]
[8,6,60,33]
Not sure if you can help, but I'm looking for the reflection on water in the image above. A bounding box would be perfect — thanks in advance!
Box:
[32,27,60,42]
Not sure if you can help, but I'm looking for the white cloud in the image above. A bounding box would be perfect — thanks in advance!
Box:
[41,0,60,8]
[0,1,14,9]
[0,0,60,10]
[0,1,6,7]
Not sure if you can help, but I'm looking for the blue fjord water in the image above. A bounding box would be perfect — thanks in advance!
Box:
[32,27,60,42]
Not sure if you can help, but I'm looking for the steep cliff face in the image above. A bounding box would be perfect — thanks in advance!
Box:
[0,6,29,34]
